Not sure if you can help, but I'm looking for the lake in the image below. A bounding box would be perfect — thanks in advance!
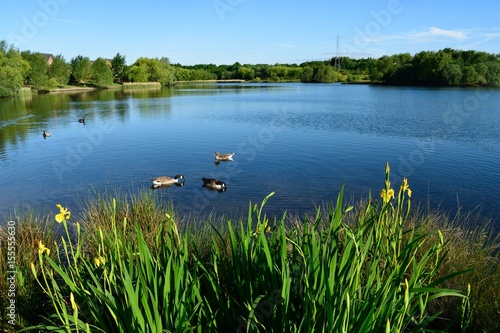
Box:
[1,83,499,227]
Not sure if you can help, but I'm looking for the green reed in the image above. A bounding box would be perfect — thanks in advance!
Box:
[24,199,210,332]
[17,163,484,332]
[0,211,57,330]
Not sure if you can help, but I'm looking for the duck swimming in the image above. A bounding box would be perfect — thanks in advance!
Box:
[43,130,51,139]
[214,151,234,161]
[79,118,85,125]
[151,174,185,188]
[201,177,227,191]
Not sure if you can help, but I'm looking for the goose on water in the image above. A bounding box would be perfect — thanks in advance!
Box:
[201,177,227,191]
[214,151,234,161]
[151,174,185,188]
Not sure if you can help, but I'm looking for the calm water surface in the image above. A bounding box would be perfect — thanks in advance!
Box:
[1,83,499,227]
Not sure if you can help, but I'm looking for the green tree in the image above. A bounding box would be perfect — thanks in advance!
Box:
[145,57,164,82]
[227,62,241,73]
[268,65,289,81]
[434,50,453,74]
[411,51,437,84]
[387,64,415,85]
[484,61,500,86]
[314,64,337,83]
[21,51,49,89]
[471,51,491,65]
[370,55,394,82]
[300,66,314,82]
[377,53,412,82]
[373,49,500,86]
[127,58,149,82]
[156,57,176,85]
[286,66,302,81]
[236,66,255,80]
[441,63,462,86]
[0,41,30,97]
[461,66,481,86]
[460,50,476,66]
[473,63,488,85]
[111,52,127,83]
[194,69,217,80]
[48,54,70,86]
[140,48,500,87]
[253,64,269,80]
[214,64,230,79]
[173,67,190,81]
[91,58,114,87]
[70,55,92,85]
[127,57,175,85]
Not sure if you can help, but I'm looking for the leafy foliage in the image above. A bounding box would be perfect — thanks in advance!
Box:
[70,55,92,86]
[2,38,500,97]
[127,57,175,85]
[90,58,114,87]
[373,49,500,86]
[48,54,71,87]
[0,42,30,97]
[21,51,50,89]
[110,53,127,83]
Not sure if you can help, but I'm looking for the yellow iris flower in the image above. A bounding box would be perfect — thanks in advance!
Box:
[255,219,271,234]
[38,240,50,255]
[55,204,71,223]
[400,177,412,198]
[380,188,395,203]
[94,258,101,267]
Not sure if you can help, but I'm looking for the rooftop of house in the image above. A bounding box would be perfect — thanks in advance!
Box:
[39,53,54,60]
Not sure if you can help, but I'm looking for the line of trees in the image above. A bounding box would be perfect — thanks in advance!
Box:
[1,39,500,98]
[172,49,500,86]
[370,48,500,86]
[0,40,176,97]
[173,61,343,83]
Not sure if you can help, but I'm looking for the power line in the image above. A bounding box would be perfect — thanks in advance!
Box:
[335,35,341,71]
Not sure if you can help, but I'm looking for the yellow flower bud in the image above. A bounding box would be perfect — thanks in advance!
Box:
[70,292,77,311]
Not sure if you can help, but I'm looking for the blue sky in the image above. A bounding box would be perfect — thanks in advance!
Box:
[1,0,499,65]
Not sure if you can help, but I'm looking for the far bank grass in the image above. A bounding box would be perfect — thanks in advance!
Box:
[122,82,162,89]
[0,166,498,332]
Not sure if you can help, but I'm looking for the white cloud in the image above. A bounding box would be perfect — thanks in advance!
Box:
[421,27,467,40]
[351,27,470,46]
[459,30,500,49]
[343,27,500,59]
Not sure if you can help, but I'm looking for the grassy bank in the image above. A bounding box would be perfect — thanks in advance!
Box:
[1,164,499,332]
[122,82,162,89]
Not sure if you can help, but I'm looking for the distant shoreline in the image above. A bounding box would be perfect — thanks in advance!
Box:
[176,79,246,83]
[47,86,98,93]
[40,80,247,94]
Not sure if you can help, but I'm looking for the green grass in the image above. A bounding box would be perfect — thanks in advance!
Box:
[1,164,499,332]
[0,210,57,329]
[122,82,162,89]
